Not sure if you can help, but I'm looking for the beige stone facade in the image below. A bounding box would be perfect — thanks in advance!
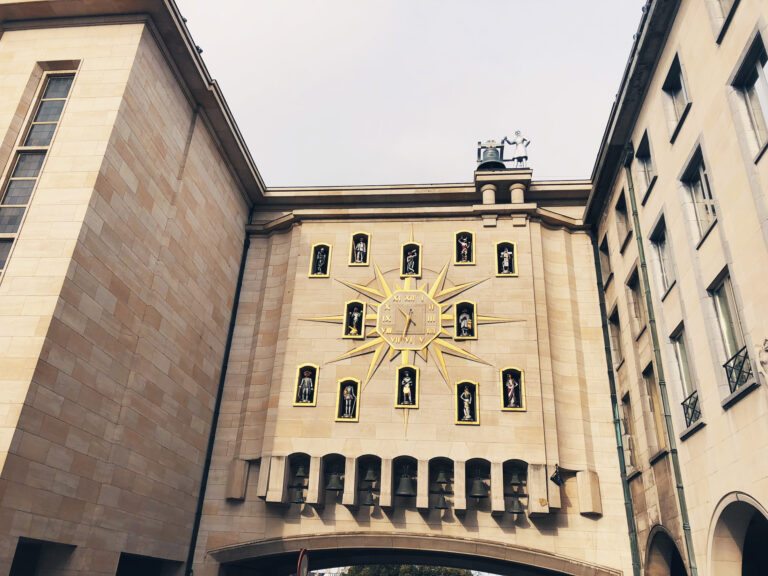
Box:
[0,1,766,576]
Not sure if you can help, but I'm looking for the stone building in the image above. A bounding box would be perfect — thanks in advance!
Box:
[0,1,764,576]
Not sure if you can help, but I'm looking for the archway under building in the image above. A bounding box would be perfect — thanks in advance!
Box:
[645,527,687,576]
[710,493,768,576]
[210,532,621,576]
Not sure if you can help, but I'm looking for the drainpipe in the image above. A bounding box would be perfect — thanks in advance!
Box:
[591,233,642,576]
[184,213,252,576]
[622,146,698,576]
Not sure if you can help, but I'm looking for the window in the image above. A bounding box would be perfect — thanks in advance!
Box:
[643,365,667,452]
[682,151,716,238]
[615,192,632,249]
[734,36,768,150]
[608,309,623,367]
[672,328,701,427]
[663,56,691,134]
[717,0,735,18]
[0,73,74,275]
[635,132,657,199]
[650,220,675,292]
[626,270,646,337]
[599,236,612,283]
[620,394,637,469]
[711,273,752,393]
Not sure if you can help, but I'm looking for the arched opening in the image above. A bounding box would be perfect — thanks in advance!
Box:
[711,496,768,576]
[392,456,418,504]
[287,453,310,505]
[357,454,381,507]
[321,453,346,505]
[502,459,528,519]
[465,458,490,511]
[645,528,687,576]
[428,457,454,511]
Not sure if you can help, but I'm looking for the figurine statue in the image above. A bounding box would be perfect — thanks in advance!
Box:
[406,249,418,274]
[460,385,473,421]
[505,373,520,408]
[315,246,327,275]
[458,235,471,263]
[502,131,530,168]
[458,308,472,337]
[342,384,357,418]
[299,371,314,403]
[400,372,413,405]
[348,306,362,335]
[499,247,512,274]
[355,237,367,263]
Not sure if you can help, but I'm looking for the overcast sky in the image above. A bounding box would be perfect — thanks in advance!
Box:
[175,0,647,187]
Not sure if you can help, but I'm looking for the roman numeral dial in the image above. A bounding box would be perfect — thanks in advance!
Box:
[377,289,441,351]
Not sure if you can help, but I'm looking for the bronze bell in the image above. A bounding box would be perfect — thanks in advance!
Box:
[395,470,416,497]
[434,490,449,510]
[477,141,507,171]
[550,464,565,487]
[290,487,305,504]
[469,476,489,499]
[434,469,450,485]
[325,472,344,492]
[507,496,524,515]
[359,488,375,507]
[294,463,309,479]
[508,470,522,486]
[362,466,378,483]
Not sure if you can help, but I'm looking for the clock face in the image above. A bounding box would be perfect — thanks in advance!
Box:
[377,289,441,351]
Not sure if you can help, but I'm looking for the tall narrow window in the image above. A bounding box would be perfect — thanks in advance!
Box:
[626,270,646,337]
[682,151,716,238]
[599,236,612,283]
[663,56,691,131]
[718,0,735,19]
[710,274,752,393]
[651,221,675,292]
[608,309,623,367]
[672,328,700,427]
[0,74,74,275]
[643,365,666,452]
[615,192,632,249]
[620,394,637,469]
[734,36,768,150]
[635,132,656,199]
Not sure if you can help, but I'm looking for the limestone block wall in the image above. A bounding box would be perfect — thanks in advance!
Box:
[0,22,248,575]
[195,212,632,576]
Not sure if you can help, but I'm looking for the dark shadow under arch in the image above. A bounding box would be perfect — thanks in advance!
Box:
[210,531,622,576]
[645,526,687,576]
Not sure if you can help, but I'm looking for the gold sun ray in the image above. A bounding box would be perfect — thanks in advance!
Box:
[373,263,393,298]
[336,279,385,303]
[389,346,400,362]
[362,342,388,389]
[301,314,344,324]
[434,277,489,303]
[331,337,386,362]
[477,315,526,325]
[429,346,452,390]
[427,261,450,299]
[433,338,490,365]
[401,350,410,366]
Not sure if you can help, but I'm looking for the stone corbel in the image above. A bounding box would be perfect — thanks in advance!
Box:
[379,458,393,509]
[225,458,250,501]
[416,459,429,510]
[577,469,602,516]
[342,456,358,507]
[256,456,271,500]
[265,455,289,503]
[526,463,550,516]
[453,460,467,512]
[305,456,324,508]
[491,461,505,516]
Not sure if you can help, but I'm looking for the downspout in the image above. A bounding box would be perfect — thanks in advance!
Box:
[590,232,642,576]
[184,213,252,576]
[622,146,698,576]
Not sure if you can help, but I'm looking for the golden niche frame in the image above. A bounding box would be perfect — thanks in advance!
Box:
[455,380,480,425]
[395,365,419,409]
[454,230,475,265]
[335,378,360,422]
[400,241,422,278]
[453,300,477,341]
[309,243,332,278]
[495,241,518,277]
[293,363,319,407]
[349,231,371,266]
[500,367,526,411]
[343,300,367,340]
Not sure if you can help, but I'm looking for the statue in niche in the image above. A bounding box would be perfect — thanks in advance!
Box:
[500,247,512,274]
[354,236,367,264]
[347,305,362,336]
[460,385,473,421]
[457,234,471,263]
[406,250,417,274]
[313,245,328,275]
[458,307,472,337]
[401,242,421,277]
[342,383,357,418]
[401,371,413,405]
[505,372,521,408]
[496,242,516,276]
[299,370,314,403]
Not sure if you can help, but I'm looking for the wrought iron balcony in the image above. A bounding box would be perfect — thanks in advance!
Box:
[723,345,753,394]
[681,390,701,428]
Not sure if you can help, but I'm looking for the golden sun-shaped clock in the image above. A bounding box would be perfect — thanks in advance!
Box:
[305,253,521,391]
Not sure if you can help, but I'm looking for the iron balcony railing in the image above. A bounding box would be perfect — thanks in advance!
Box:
[723,345,753,394]
[681,389,701,428]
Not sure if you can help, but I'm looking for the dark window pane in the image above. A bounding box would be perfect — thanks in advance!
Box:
[24,123,55,147]
[12,153,45,178]
[0,206,25,233]
[43,76,73,99]
[33,100,64,123]
[0,239,11,269]
[2,180,35,205]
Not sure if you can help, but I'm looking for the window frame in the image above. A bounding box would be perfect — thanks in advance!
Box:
[599,235,612,286]
[608,307,624,368]
[642,364,667,455]
[625,268,646,339]
[615,191,632,252]
[635,131,658,204]
[649,218,675,295]
[732,33,768,159]
[662,55,692,142]
[681,150,717,240]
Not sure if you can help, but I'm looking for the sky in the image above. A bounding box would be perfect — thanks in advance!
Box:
[175,0,647,187]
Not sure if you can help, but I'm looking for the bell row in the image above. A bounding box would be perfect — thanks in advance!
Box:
[308,233,519,278]
[293,365,526,423]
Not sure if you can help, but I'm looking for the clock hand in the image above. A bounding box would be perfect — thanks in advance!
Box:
[401,308,415,337]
